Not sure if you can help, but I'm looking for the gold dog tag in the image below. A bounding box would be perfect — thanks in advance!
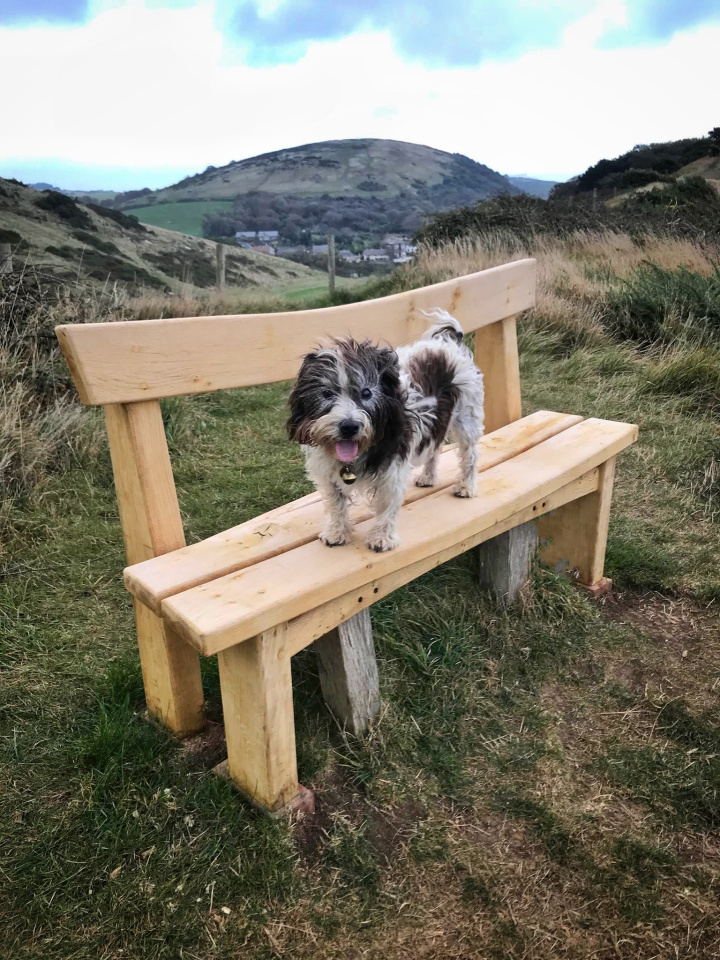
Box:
[339,465,357,485]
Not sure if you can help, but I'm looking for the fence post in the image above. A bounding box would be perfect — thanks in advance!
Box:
[215,242,226,291]
[327,233,335,297]
[0,242,12,277]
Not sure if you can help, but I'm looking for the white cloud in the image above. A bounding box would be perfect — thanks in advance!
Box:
[0,1,717,188]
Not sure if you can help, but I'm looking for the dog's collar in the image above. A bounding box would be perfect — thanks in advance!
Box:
[339,464,357,485]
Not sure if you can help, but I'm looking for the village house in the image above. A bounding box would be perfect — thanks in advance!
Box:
[338,249,362,262]
[362,248,390,262]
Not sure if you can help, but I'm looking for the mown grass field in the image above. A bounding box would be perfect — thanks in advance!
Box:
[2,231,720,958]
[125,200,235,237]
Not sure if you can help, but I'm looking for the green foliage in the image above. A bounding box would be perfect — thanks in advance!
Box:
[574,136,711,193]
[73,230,122,255]
[88,203,147,232]
[601,263,720,346]
[35,189,95,231]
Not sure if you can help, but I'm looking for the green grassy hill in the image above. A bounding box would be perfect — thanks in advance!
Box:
[126,199,235,237]
[116,138,519,239]
[131,139,517,203]
[0,179,317,291]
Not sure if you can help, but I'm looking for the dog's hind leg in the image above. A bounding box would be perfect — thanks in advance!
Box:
[414,450,439,488]
[452,407,482,498]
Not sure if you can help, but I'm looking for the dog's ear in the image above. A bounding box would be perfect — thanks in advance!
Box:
[373,346,401,392]
[287,351,318,443]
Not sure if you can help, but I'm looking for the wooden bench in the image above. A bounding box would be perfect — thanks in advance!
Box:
[55,259,637,816]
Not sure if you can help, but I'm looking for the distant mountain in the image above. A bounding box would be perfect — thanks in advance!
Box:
[507,176,559,199]
[0,180,315,291]
[114,138,519,241]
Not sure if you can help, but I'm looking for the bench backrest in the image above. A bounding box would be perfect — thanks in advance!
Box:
[55,258,536,567]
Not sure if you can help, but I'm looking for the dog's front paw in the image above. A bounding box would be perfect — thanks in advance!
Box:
[452,482,475,498]
[320,528,350,547]
[367,531,399,552]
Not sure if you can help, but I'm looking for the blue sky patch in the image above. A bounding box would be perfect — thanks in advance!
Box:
[230,0,597,68]
[0,0,89,26]
[602,0,720,47]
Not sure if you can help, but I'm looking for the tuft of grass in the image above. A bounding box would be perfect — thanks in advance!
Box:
[602,263,720,346]
[645,345,720,417]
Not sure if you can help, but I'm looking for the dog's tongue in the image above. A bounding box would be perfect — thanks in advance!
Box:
[335,441,358,463]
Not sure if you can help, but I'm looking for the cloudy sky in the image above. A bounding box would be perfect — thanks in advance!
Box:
[1,0,718,190]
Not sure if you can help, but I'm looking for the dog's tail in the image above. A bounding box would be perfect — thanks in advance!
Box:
[419,308,464,345]
[405,346,461,456]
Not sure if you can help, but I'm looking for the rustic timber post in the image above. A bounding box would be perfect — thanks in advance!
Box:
[315,608,380,735]
[104,401,205,736]
[216,242,226,291]
[0,242,12,276]
[327,233,336,297]
[535,456,616,596]
[217,624,302,813]
[474,314,535,603]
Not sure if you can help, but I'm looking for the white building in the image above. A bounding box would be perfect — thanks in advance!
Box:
[362,248,390,262]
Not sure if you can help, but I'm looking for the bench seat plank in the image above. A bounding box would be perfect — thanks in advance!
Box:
[161,418,637,655]
[125,410,582,614]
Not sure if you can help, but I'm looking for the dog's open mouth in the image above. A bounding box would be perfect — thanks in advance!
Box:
[334,441,358,462]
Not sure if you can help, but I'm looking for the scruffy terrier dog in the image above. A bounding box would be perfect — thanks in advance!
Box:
[287,310,484,552]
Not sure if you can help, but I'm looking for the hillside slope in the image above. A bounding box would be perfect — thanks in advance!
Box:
[133,139,517,204]
[508,176,558,199]
[117,139,518,240]
[0,179,316,291]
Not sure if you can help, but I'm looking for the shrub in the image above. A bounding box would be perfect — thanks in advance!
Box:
[88,203,147,232]
[35,190,94,231]
[601,263,720,345]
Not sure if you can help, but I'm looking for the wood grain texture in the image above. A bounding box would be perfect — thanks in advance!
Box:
[125,410,582,613]
[536,455,617,586]
[473,314,522,433]
[162,419,637,655]
[280,469,600,660]
[477,521,538,605]
[104,402,204,736]
[217,624,298,812]
[314,609,381,736]
[55,259,536,405]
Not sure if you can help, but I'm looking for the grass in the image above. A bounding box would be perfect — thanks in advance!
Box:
[2,229,720,957]
[126,200,235,237]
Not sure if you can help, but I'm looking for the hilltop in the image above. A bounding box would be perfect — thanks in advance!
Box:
[0,178,316,291]
[111,139,519,240]
[552,129,719,199]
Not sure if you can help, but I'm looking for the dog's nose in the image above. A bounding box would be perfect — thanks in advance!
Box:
[339,419,360,439]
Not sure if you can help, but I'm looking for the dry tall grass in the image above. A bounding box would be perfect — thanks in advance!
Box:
[3,231,717,526]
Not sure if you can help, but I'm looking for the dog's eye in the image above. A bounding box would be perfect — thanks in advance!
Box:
[360,387,372,400]
[322,389,334,400]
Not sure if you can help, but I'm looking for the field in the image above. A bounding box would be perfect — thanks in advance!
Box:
[124,199,235,237]
[2,231,720,958]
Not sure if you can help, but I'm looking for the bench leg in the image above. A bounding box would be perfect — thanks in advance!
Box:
[135,602,205,737]
[535,457,616,594]
[315,608,381,736]
[217,625,304,814]
[477,521,539,605]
